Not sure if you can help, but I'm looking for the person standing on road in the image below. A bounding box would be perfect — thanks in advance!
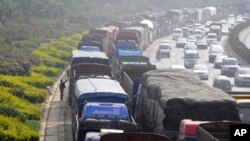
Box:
[59,79,68,101]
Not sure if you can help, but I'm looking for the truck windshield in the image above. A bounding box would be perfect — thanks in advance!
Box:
[82,103,129,120]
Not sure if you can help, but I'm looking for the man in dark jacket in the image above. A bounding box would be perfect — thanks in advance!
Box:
[59,79,68,101]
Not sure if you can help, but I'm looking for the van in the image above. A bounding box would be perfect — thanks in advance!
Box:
[184,50,199,69]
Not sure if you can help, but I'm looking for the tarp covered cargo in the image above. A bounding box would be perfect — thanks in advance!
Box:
[140,69,240,139]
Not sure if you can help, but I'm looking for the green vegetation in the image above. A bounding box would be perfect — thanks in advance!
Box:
[25,120,40,132]
[0,33,81,140]
[228,20,250,64]
[0,115,39,141]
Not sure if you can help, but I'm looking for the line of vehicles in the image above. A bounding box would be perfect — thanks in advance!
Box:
[65,5,250,141]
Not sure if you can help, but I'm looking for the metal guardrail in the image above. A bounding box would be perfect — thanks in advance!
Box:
[226,91,250,100]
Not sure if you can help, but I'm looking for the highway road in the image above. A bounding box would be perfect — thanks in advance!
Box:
[143,35,250,92]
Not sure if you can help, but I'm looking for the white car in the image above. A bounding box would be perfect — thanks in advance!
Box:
[187,35,197,44]
[206,33,217,45]
[222,27,229,36]
[161,40,171,44]
[170,65,185,69]
[176,38,187,48]
[235,67,250,87]
[193,29,204,39]
[193,64,209,80]
[156,43,172,58]
[208,45,224,63]
[173,28,183,40]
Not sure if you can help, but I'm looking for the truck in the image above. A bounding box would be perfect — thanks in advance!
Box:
[78,34,105,51]
[209,23,222,41]
[196,121,249,141]
[177,119,208,141]
[121,65,156,119]
[100,133,170,141]
[123,25,149,51]
[139,69,240,140]
[226,91,250,123]
[84,132,170,141]
[71,76,138,140]
[67,50,111,106]
[113,41,142,59]
[74,102,139,141]
[140,19,154,44]
[112,56,151,82]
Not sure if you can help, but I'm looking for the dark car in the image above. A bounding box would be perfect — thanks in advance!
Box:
[235,67,250,87]
[197,40,208,49]
[213,75,232,92]
[221,57,239,77]
[184,50,199,69]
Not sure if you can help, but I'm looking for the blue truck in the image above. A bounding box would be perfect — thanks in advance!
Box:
[72,82,139,141]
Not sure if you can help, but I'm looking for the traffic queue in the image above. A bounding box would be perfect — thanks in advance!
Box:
[66,6,250,141]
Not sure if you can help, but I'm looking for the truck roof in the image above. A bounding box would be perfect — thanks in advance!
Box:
[71,50,108,59]
[75,78,128,102]
[82,102,129,120]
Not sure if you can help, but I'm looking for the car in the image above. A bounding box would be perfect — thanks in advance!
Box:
[193,64,209,80]
[176,38,187,48]
[213,75,232,92]
[184,44,199,56]
[184,50,199,69]
[193,29,204,39]
[161,40,171,44]
[235,67,250,87]
[184,44,198,51]
[236,15,243,23]
[221,57,239,77]
[221,27,229,36]
[205,21,213,28]
[185,41,196,47]
[170,65,185,69]
[187,35,197,44]
[197,40,208,49]
[208,45,224,63]
[173,28,183,40]
[220,19,227,24]
[206,33,217,45]
[214,54,227,69]
[210,40,220,45]
[156,43,172,58]
[182,27,189,37]
[194,23,201,28]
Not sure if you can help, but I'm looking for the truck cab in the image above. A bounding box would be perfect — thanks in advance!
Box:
[177,119,207,141]
[75,102,139,141]
[209,23,222,41]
